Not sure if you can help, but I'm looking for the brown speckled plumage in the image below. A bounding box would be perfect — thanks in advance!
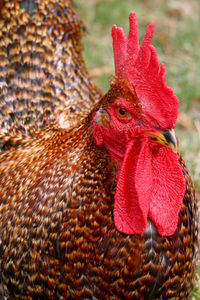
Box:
[0,1,198,299]
[0,0,100,138]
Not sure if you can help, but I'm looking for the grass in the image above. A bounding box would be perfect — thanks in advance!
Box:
[76,0,200,298]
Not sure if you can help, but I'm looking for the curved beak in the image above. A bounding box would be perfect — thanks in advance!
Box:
[146,129,178,153]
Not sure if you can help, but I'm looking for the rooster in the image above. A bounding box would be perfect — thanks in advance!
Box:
[0,0,198,299]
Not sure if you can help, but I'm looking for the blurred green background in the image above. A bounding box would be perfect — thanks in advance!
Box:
[76,0,200,298]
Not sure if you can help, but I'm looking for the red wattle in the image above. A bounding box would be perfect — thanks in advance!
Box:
[149,146,186,236]
[114,136,152,234]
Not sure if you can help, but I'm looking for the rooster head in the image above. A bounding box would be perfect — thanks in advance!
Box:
[93,12,186,236]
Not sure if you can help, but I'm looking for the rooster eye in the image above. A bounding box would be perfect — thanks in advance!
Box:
[119,108,126,116]
[115,107,131,121]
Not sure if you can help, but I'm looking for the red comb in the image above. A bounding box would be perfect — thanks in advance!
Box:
[112,12,179,129]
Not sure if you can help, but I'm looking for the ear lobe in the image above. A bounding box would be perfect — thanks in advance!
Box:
[95,107,110,127]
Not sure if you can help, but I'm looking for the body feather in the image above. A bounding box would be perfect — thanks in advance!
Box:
[0,1,198,299]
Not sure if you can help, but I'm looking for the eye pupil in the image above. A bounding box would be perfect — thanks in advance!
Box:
[115,106,132,122]
[119,108,126,116]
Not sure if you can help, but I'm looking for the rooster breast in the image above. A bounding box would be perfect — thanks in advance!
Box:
[0,120,198,299]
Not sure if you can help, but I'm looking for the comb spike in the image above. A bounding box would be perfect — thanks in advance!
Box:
[148,45,159,74]
[127,12,139,62]
[136,22,154,69]
[112,25,127,79]
[160,64,166,80]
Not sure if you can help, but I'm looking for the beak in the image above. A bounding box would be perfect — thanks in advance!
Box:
[146,129,178,153]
